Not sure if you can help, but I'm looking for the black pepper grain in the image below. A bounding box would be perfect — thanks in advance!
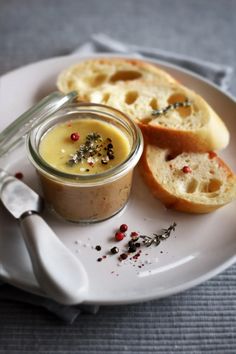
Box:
[128,245,137,253]
[120,253,128,260]
[95,245,102,251]
[110,246,119,254]
[107,151,114,159]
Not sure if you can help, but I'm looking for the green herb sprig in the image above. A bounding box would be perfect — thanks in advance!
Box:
[152,100,192,117]
[140,222,177,247]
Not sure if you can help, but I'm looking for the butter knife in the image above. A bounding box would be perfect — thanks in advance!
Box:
[0,169,88,305]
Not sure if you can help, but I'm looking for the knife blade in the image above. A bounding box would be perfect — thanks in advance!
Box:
[0,169,88,305]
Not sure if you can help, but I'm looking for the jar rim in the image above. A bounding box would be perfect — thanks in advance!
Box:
[27,103,143,187]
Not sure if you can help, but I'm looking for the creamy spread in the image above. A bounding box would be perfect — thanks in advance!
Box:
[39,118,131,175]
[28,106,143,223]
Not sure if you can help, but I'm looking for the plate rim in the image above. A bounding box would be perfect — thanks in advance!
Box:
[0,53,236,305]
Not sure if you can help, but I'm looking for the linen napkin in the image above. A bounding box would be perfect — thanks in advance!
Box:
[0,33,233,324]
[0,283,99,324]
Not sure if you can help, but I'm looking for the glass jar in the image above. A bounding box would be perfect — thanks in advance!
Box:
[27,103,143,223]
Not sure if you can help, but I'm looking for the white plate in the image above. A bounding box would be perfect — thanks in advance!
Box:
[0,54,235,305]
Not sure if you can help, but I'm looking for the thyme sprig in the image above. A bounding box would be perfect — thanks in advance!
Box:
[140,222,177,247]
[86,132,102,143]
[67,133,102,166]
[152,100,192,117]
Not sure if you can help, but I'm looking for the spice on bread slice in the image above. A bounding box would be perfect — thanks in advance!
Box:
[140,144,236,213]
[57,57,177,100]
[88,80,229,152]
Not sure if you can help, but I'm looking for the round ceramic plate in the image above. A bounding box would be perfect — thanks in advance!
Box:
[0,54,235,305]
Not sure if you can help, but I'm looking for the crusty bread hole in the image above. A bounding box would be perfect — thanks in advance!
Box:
[109,70,142,83]
[200,179,222,193]
[102,92,110,103]
[208,179,222,192]
[125,91,139,105]
[168,93,192,117]
[165,152,180,161]
[186,179,198,193]
[89,73,107,87]
[149,98,158,110]
[67,79,75,90]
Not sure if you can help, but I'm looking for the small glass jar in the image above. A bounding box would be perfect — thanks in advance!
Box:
[27,103,143,223]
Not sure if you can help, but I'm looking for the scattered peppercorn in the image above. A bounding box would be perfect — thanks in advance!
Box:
[70,132,80,141]
[128,245,137,253]
[115,232,125,241]
[119,253,128,260]
[107,151,114,159]
[110,246,119,254]
[208,151,217,159]
[131,231,139,241]
[182,165,192,173]
[14,172,23,179]
[96,223,176,266]
[120,224,128,232]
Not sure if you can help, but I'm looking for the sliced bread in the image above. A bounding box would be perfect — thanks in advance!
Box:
[140,144,236,213]
[57,57,229,152]
[87,80,229,152]
[57,57,176,100]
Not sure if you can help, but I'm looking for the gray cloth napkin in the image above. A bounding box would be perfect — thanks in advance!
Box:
[0,283,99,324]
[0,33,233,324]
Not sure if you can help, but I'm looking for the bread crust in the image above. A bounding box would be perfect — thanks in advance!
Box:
[142,86,229,152]
[140,144,236,213]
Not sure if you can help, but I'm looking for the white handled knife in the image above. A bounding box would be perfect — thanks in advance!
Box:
[0,169,88,305]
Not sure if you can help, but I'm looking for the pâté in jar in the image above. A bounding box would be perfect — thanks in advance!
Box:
[27,102,143,223]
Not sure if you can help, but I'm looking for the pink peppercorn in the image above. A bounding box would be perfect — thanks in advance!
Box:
[120,224,128,232]
[182,166,192,173]
[131,231,139,237]
[208,151,217,159]
[14,172,23,179]
[70,132,80,141]
[115,232,125,241]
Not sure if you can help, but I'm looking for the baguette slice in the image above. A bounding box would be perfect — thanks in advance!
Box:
[57,57,176,100]
[88,80,229,152]
[141,144,236,213]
